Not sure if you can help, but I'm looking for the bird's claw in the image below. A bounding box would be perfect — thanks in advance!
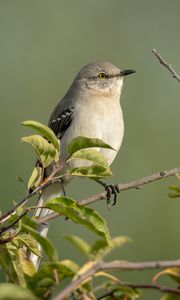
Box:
[102,183,120,209]
[95,180,120,209]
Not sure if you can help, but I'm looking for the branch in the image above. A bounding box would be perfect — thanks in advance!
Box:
[0,232,19,244]
[36,166,180,225]
[98,283,180,299]
[36,167,180,224]
[2,166,180,226]
[0,210,27,236]
[0,176,63,223]
[80,166,180,206]
[152,49,180,83]
[52,259,180,300]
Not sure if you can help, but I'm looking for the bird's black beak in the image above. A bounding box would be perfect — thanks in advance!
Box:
[120,69,136,77]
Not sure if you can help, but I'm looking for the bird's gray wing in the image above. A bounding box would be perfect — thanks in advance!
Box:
[49,106,74,140]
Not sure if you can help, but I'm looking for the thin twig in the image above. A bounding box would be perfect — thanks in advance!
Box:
[0,161,64,223]
[37,212,59,224]
[52,259,180,300]
[97,283,180,300]
[0,174,64,223]
[0,233,18,244]
[152,49,180,83]
[0,210,28,235]
[126,283,180,294]
[0,226,20,244]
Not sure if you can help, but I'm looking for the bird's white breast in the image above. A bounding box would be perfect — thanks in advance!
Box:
[61,94,124,166]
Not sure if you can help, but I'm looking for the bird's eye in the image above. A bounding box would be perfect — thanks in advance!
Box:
[98,72,108,79]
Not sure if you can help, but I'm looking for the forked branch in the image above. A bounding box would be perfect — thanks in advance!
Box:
[53,259,180,300]
[152,49,180,83]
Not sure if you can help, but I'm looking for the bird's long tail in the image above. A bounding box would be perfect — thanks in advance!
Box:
[29,182,62,268]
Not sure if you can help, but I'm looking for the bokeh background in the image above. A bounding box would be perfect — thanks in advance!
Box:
[0,0,180,298]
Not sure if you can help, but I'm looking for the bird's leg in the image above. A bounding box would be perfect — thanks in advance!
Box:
[95,179,120,209]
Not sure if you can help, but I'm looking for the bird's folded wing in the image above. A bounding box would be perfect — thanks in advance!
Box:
[49,106,74,139]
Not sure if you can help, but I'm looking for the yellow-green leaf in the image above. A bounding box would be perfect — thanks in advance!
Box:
[22,135,58,168]
[161,294,180,300]
[90,236,131,260]
[70,165,112,178]
[15,234,42,258]
[5,242,26,286]
[0,244,18,283]
[22,225,58,261]
[0,283,40,300]
[25,260,79,298]
[45,197,110,244]
[68,136,115,155]
[112,286,142,299]
[64,235,91,258]
[17,248,36,277]
[168,185,180,198]
[27,166,43,190]
[153,267,180,284]
[22,120,60,151]
[70,149,110,169]
[73,261,96,282]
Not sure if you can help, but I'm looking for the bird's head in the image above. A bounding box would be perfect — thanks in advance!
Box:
[74,61,135,96]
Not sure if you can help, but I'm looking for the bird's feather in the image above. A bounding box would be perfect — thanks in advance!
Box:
[49,106,74,139]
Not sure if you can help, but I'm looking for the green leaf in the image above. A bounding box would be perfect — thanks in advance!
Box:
[168,185,180,198]
[58,259,80,275]
[70,148,110,170]
[27,165,43,190]
[90,236,131,260]
[168,192,180,198]
[15,234,42,258]
[45,197,110,244]
[21,215,37,230]
[70,165,112,178]
[0,244,19,283]
[25,260,79,299]
[153,267,180,284]
[0,283,40,300]
[5,242,26,286]
[161,294,180,300]
[16,175,27,189]
[64,235,91,258]
[22,120,60,151]
[169,185,180,192]
[22,225,58,261]
[68,136,115,155]
[22,135,58,168]
[17,248,36,277]
[0,241,35,286]
[112,286,142,299]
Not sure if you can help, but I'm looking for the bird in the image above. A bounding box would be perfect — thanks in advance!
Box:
[30,61,135,266]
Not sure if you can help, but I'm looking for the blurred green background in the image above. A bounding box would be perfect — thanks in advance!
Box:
[0,0,180,298]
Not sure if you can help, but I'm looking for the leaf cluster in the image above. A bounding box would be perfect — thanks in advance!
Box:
[0,120,179,300]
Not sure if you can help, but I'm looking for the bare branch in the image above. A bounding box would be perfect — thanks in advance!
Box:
[0,175,64,223]
[152,49,180,83]
[80,167,180,206]
[35,166,180,225]
[37,211,59,224]
[125,283,180,295]
[0,210,28,236]
[53,259,180,300]
[1,166,180,226]
[98,283,180,300]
